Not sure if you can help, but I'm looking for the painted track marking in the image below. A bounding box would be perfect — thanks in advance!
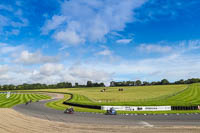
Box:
[140,121,154,127]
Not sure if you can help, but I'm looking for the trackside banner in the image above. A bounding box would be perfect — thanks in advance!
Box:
[101,106,171,111]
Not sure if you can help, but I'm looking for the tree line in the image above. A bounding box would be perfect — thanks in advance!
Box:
[0,81,105,90]
[0,78,200,90]
[110,78,200,87]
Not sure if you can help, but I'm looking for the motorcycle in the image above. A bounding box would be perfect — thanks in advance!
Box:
[105,107,117,115]
[64,108,74,114]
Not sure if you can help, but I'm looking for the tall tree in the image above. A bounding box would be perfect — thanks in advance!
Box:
[87,81,93,87]
[161,79,169,85]
[135,80,142,86]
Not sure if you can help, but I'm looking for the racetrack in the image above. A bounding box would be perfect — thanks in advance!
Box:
[2,109,200,133]
[13,99,200,127]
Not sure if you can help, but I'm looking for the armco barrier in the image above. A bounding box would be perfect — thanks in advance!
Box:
[101,106,171,111]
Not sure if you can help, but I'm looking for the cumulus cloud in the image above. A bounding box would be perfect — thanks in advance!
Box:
[39,63,64,76]
[69,65,113,83]
[42,0,147,46]
[15,50,61,65]
[1,51,200,85]
[86,52,200,82]
[116,39,132,44]
[2,39,200,85]
[54,29,85,46]
[0,43,24,54]
[26,63,114,85]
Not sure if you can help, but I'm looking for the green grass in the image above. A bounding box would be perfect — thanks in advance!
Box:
[27,84,187,105]
[44,83,200,114]
[12,84,200,114]
[139,83,200,106]
[46,94,71,110]
[45,93,200,114]
[0,93,51,108]
[62,83,200,106]
[45,94,105,113]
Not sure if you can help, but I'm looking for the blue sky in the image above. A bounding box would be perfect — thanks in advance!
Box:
[0,0,200,85]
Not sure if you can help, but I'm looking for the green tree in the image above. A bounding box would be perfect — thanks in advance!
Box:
[75,82,79,87]
[135,80,142,86]
[87,81,92,87]
[143,81,149,86]
[161,79,169,85]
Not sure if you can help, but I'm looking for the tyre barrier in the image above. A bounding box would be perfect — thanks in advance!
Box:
[63,102,101,109]
[171,106,198,110]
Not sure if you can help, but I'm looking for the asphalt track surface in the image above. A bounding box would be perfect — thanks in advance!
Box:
[13,99,200,127]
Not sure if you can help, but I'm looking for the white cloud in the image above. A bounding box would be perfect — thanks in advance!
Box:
[85,52,200,82]
[11,18,28,28]
[15,50,61,65]
[0,42,8,46]
[2,37,200,85]
[0,43,24,54]
[138,40,200,54]
[41,15,67,35]
[5,29,20,36]
[116,39,132,44]
[1,51,200,85]
[54,29,85,46]
[97,49,112,56]
[0,4,28,36]
[42,0,147,46]
[188,40,200,50]
[26,63,113,85]
[39,63,64,76]
[0,65,9,74]
[139,43,172,53]
[69,65,113,84]
[96,46,112,56]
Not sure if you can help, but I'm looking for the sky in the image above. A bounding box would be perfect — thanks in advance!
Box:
[0,0,200,85]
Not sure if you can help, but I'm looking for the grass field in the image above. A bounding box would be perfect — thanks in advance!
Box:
[6,83,200,114]
[65,83,200,106]
[0,83,199,114]
[44,83,200,114]
[29,84,187,105]
[0,93,51,108]
[44,84,200,114]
